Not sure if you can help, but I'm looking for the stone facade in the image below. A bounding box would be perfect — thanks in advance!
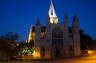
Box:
[28,0,80,59]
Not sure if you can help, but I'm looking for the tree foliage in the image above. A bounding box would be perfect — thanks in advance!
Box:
[16,41,34,56]
[80,29,92,51]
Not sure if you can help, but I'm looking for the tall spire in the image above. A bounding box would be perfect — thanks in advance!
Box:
[48,0,58,24]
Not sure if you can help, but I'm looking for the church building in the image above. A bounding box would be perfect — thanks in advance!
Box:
[28,0,80,59]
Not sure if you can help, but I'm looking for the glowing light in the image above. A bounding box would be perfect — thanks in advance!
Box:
[50,17,58,24]
[88,50,95,54]
[33,50,40,58]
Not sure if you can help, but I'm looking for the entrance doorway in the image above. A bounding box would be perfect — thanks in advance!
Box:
[54,48,61,57]
[40,46,45,57]
[52,28,63,57]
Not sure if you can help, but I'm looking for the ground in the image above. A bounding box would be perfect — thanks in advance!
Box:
[1,50,96,63]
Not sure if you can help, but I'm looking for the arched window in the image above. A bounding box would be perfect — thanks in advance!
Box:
[52,28,63,46]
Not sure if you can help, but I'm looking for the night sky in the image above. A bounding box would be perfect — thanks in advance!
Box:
[0,0,96,41]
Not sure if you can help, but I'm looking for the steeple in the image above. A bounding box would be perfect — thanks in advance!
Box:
[64,13,68,26]
[48,0,58,24]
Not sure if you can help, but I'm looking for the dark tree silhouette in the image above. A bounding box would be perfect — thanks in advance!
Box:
[15,41,34,56]
[0,39,15,60]
[69,27,92,51]
[0,32,19,42]
[80,29,92,51]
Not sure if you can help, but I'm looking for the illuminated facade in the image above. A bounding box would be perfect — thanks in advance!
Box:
[28,0,80,59]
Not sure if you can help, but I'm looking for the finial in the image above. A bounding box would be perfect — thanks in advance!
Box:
[51,0,53,5]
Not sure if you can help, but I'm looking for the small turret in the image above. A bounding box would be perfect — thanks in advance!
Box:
[46,14,50,25]
[72,15,79,30]
[35,19,41,40]
[63,13,70,49]
[64,13,68,27]
[34,19,41,58]
[72,15,80,56]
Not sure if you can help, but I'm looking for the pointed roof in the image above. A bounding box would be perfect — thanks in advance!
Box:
[72,14,79,28]
[64,13,68,25]
[73,15,79,25]
[48,0,57,18]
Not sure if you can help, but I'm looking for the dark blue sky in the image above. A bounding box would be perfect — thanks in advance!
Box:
[0,0,96,41]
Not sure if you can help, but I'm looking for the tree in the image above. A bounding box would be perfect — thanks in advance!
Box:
[16,41,34,56]
[80,29,92,51]
[0,39,15,60]
[0,32,19,42]
[69,27,92,51]
[18,44,34,56]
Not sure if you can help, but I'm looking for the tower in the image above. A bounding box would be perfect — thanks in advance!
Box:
[72,15,80,56]
[34,19,41,58]
[63,13,72,57]
[48,0,58,24]
[63,13,69,40]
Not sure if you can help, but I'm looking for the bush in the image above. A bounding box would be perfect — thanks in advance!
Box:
[17,43,34,56]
